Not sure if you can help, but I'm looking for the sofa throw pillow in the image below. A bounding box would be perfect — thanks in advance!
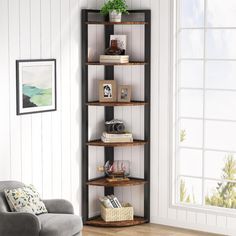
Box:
[4,185,47,215]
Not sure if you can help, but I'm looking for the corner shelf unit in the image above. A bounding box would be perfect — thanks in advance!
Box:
[81,9,151,227]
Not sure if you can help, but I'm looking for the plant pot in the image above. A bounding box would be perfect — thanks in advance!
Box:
[109,10,122,22]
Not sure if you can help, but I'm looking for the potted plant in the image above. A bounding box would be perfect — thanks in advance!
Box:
[101,0,129,22]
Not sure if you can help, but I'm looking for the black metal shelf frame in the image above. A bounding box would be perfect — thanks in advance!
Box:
[81,9,151,225]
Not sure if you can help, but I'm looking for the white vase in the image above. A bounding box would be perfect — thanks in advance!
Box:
[109,10,122,22]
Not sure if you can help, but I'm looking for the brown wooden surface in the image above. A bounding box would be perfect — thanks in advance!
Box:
[86,139,148,147]
[85,21,148,25]
[86,61,148,66]
[85,216,148,227]
[86,101,148,107]
[83,224,219,235]
[86,177,147,187]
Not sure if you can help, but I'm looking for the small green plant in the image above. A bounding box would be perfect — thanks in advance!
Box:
[180,129,186,142]
[100,0,129,16]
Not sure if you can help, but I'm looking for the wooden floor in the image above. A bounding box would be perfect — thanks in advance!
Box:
[82,224,220,236]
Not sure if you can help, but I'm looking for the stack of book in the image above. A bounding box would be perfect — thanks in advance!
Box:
[100,55,129,64]
[101,132,133,143]
[99,195,122,208]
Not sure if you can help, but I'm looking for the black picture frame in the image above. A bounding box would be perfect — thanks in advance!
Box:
[16,59,57,115]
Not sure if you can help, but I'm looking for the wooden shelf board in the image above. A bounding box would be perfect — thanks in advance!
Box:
[85,21,148,25]
[87,177,147,187]
[86,101,148,107]
[86,216,148,227]
[86,61,148,66]
[86,139,148,147]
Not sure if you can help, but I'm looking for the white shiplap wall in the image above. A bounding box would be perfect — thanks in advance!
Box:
[0,0,85,213]
[1,0,236,234]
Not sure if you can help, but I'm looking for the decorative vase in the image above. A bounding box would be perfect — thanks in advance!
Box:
[109,10,122,22]
[105,40,123,55]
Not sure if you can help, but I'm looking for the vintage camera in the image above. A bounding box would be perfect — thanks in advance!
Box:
[105,119,125,133]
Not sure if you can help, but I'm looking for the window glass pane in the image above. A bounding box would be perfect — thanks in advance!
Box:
[207,0,236,27]
[206,30,236,59]
[205,121,236,151]
[180,119,203,148]
[179,177,202,204]
[205,91,236,120]
[205,180,236,209]
[180,0,204,28]
[205,151,236,180]
[179,149,202,177]
[180,90,203,118]
[180,30,204,58]
[206,61,236,90]
[180,61,204,88]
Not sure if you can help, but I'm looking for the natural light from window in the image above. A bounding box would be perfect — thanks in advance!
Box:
[173,0,236,212]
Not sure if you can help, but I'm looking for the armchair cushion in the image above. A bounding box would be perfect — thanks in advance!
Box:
[38,213,82,236]
[0,212,41,236]
[43,199,74,214]
[4,185,47,215]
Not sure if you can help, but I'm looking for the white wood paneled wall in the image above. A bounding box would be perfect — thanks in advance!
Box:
[1,0,236,234]
[0,0,85,214]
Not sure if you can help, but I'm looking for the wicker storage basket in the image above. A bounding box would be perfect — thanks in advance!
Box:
[101,203,134,222]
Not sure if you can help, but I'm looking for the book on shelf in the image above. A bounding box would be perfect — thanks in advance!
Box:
[102,132,133,139]
[101,136,133,143]
[99,55,129,63]
[99,195,122,208]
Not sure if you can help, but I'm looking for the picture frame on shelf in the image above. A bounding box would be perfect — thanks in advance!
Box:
[110,35,127,55]
[16,59,57,115]
[99,80,117,102]
[117,85,131,102]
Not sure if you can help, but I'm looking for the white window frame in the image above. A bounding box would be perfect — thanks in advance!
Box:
[171,0,236,216]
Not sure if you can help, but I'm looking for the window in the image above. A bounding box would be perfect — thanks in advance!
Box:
[173,0,236,211]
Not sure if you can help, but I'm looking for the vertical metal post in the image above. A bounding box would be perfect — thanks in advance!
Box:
[104,25,114,196]
[144,10,151,222]
[81,9,89,222]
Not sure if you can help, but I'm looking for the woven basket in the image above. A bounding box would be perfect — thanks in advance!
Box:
[101,203,134,222]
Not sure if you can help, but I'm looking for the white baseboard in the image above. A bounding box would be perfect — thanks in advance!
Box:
[151,216,231,236]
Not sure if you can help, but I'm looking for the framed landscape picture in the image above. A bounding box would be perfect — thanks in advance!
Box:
[16,59,57,115]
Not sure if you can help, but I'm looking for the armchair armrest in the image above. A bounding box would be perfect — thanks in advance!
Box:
[0,212,40,236]
[43,199,74,214]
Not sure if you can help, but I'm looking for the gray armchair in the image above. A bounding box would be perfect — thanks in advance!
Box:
[0,181,83,236]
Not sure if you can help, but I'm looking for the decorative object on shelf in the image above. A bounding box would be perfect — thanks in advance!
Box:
[100,0,129,22]
[99,80,117,102]
[101,203,133,222]
[105,40,123,55]
[16,59,57,115]
[110,35,127,55]
[99,195,133,222]
[118,85,131,102]
[104,160,131,182]
[100,55,129,64]
[105,119,125,133]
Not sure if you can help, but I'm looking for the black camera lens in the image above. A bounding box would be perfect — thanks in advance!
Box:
[114,123,125,133]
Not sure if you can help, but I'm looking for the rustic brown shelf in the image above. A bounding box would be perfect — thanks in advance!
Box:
[86,139,148,147]
[86,216,148,227]
[86,61,148,66]
[87,177,147,187]
[85,21,148,25]
[86,101,148,107]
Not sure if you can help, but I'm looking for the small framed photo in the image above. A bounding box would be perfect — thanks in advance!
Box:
[16,59,57,115]
[110,35,127,55]
[99,80,117,102]
[118,85,131,102]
